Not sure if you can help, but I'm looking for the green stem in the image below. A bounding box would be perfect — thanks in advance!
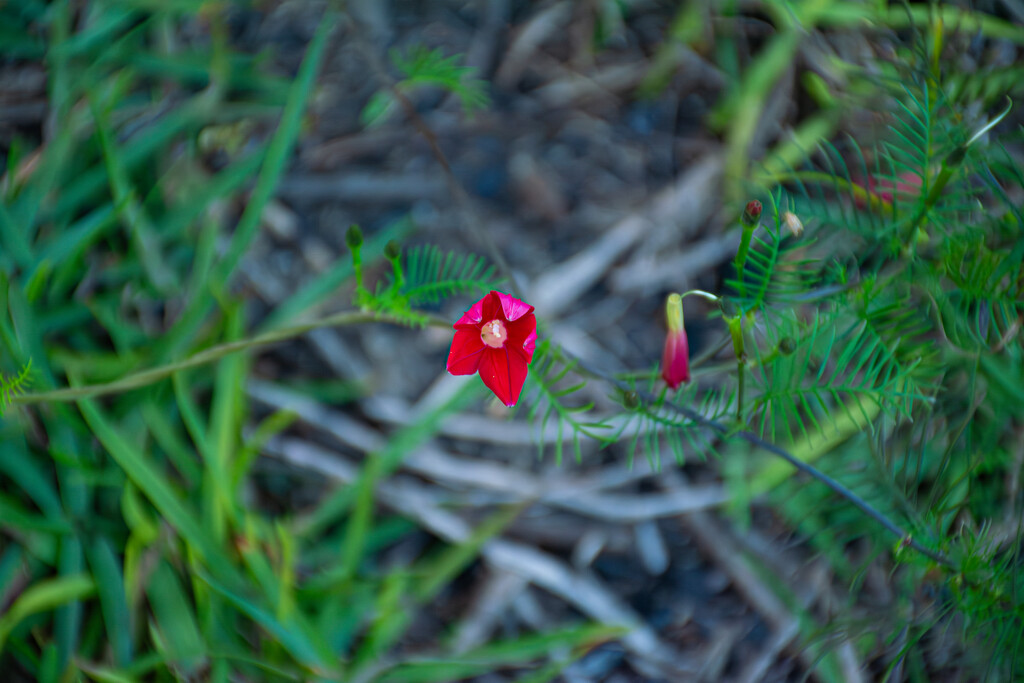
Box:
[14,311,449,406]
[903,147,962,243]
[350,244,372,306]
[735,226,754,275]
[352,247,363,289]
[737,359,745,423]
[726,315,746,423]
[385,241,405,295]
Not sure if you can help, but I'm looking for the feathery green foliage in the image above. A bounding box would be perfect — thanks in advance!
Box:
[0,360,31,414]
[725,193,822,313]
[401,245,501,304]
[740,46,1024,676]
[356,241,502,326]
[521,340,612,465]
[939,236,1024,349]
[361,45,490,126]
[618,382,731,469]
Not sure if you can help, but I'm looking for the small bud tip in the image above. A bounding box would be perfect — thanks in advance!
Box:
[346,225,363,250]
[742,200,762,227]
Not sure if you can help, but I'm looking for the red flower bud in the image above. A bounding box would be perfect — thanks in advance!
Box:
[661,293,690,389]
[447,291,537,407]
[742,200,762,227]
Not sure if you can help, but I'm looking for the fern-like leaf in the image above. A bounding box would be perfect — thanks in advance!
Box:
[401,246,501,305]
[726,194,821,313]
[362,46,490,126]
[522,341,611,464]
[940,237,1024,349]
[392,46,490,112]
[0,360,32,414]
[850,281,941,412]
[783,81,982,254]
[751,312,929,443]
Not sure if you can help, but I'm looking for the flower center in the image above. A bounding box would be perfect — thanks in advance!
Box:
[480,319,507,348]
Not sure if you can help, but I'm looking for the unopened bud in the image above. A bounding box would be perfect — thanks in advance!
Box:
[623,391,640,410]
[742,200,762,227]
[346,225,363,250]
[661,294,690,389]
[384,239,401,260]
[779,337,797,355]
[665,293,684,332]
[782,211,803,237]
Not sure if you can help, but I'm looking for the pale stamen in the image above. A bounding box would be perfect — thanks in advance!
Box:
[480,318,507,348]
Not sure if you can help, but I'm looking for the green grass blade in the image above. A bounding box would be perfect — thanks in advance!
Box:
[140,400,202,486]
[0,495,72,534]
[76,396,230,576]
[0,440,62,518]
[337,383,481,586]
[151,11,335,361]
[48,95,209,222]
[213,10,336,283]
[376,624,624,683]
[197,569,335,674]
[88,91,178,293]
[206,305,246,544]
[0,200,33,268]
[147,561,206,674]
[413,504,524,603]
[0,574,95,653]
[85,537,133,666]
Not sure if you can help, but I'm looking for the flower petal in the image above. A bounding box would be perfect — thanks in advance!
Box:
[479,290,504,323]
[453,296,486,329]
[521,328,537,362]
[661,329,690,389]
[447,328,487,375]
[478,346,529,407]
[506,312,537,363]
[495,290,535,322]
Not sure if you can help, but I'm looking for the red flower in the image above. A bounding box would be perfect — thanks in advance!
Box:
[854,171,922,211]
[661,293,690,389]
[447,290,537,407]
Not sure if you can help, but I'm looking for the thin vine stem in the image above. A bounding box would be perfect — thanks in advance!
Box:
[736,357,745,423]
[573,356,953,568]
[14,310,448,406]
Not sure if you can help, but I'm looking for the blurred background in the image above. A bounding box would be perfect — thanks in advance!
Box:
[2,1,1024,681]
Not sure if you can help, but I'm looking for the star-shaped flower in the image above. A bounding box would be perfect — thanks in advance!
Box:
[447,291,537,407]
